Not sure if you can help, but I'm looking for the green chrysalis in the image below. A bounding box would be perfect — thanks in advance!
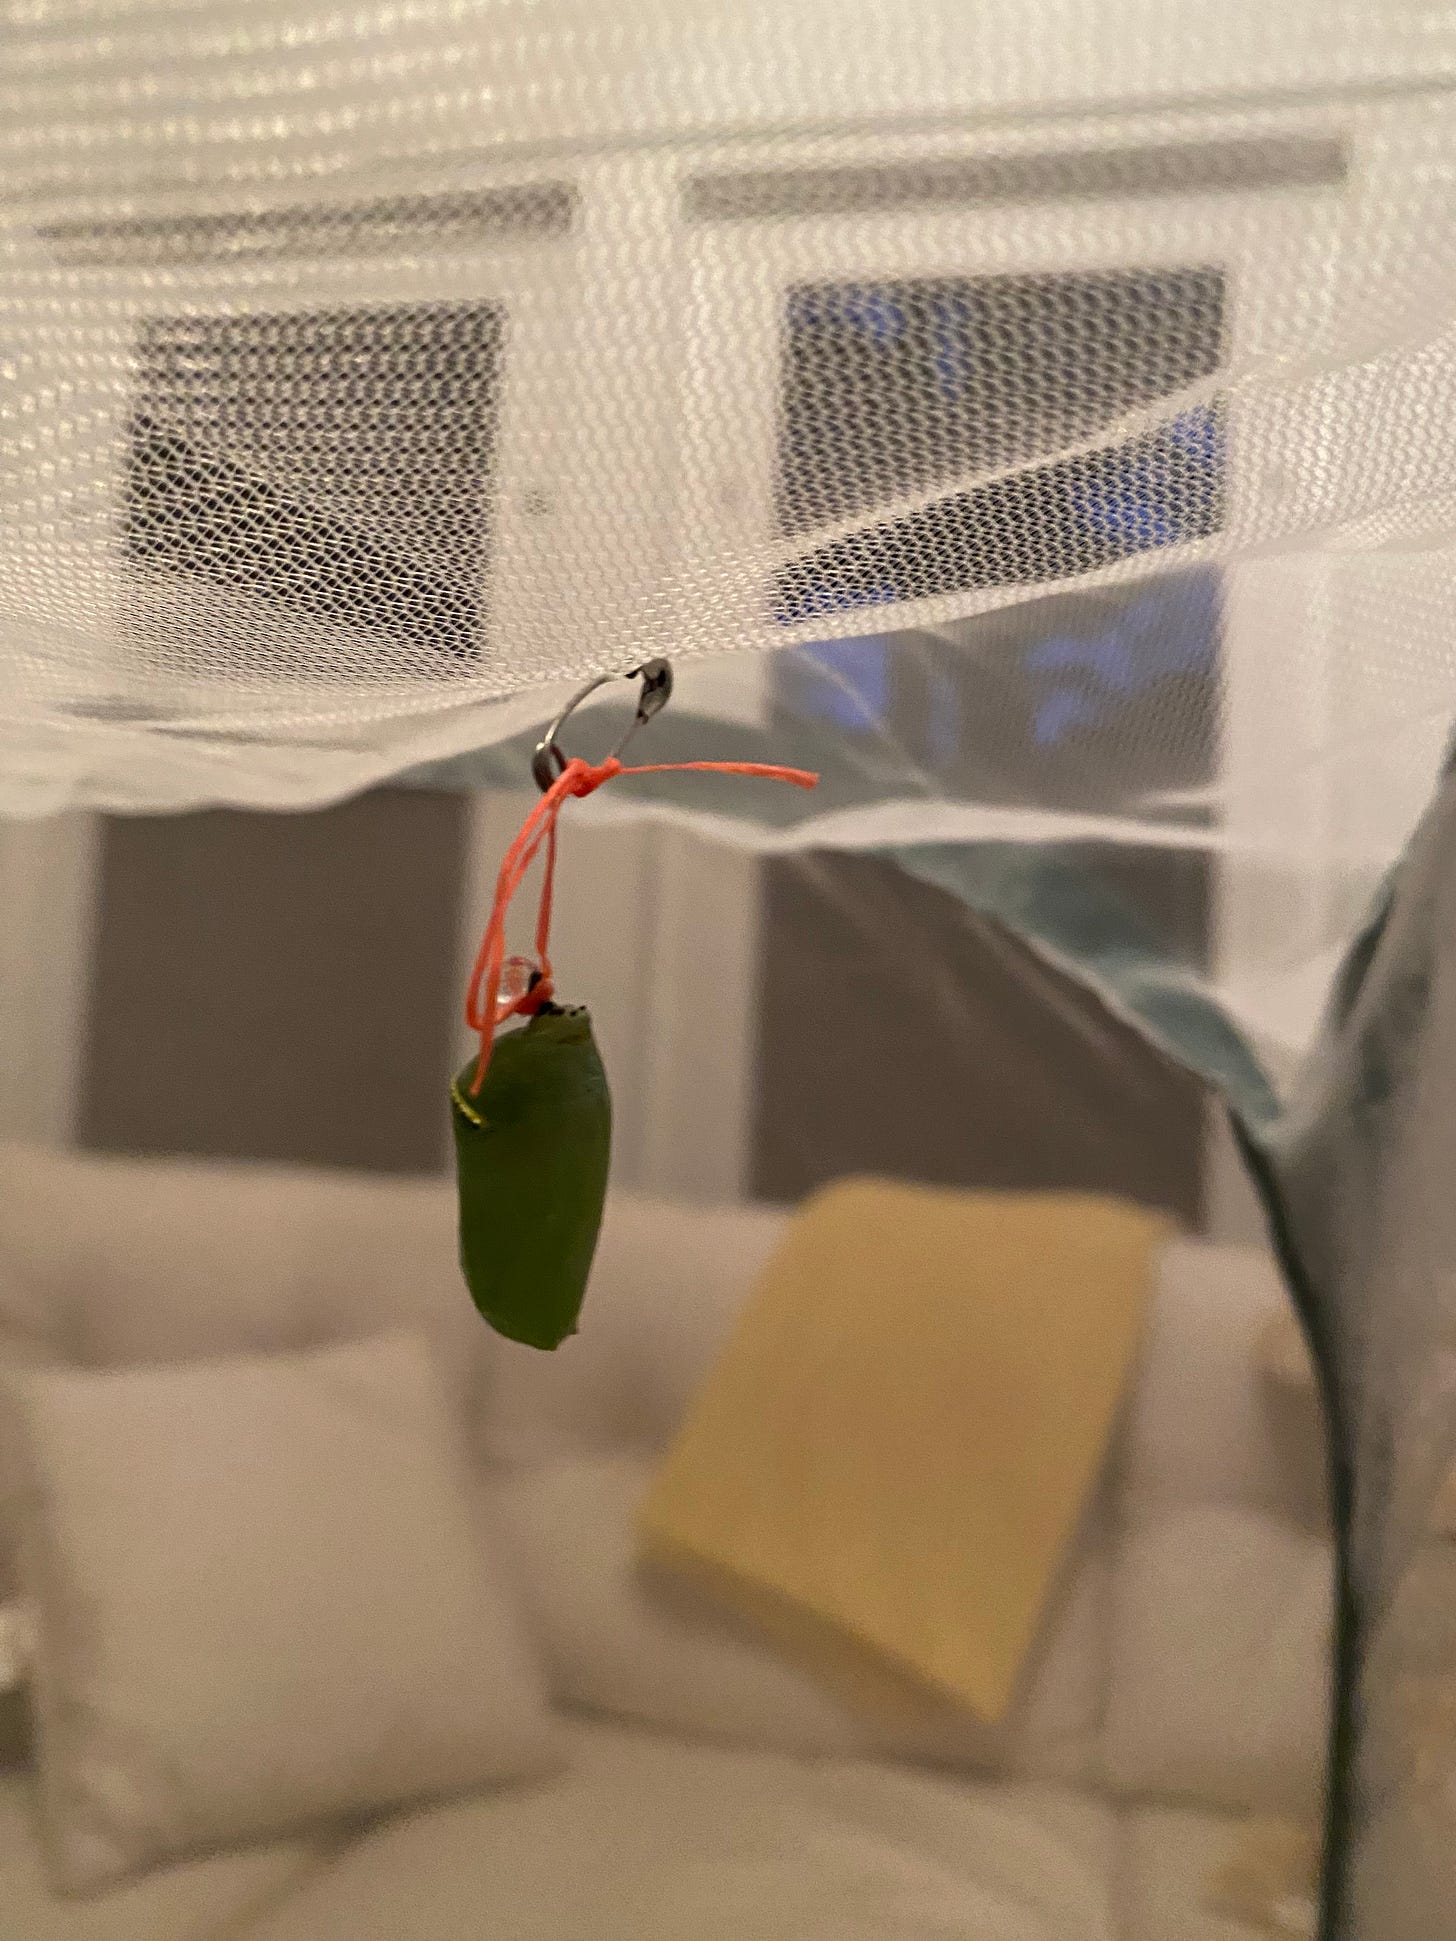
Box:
[450,1005,611,1351]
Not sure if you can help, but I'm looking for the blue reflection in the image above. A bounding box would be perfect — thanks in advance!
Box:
[794,633,893,732]
[1073,404,1222,551]
[791,569,1219,773]
[789,287,907,345]
[1165,401,1223,466]
[1025,577,1217,747]
[775,577,901,629]
[930,292,973,400]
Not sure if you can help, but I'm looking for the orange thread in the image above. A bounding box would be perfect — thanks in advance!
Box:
[464,754,818,1093]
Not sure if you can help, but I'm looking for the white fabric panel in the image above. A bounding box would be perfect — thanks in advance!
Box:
[0,1143,476,1401]
[494,1454,864,1756]
[0,1140,486,1601]
[1121,1808,1282,1941]
[1119,1240,1328,1533]
[0,1143,487,1599]
[236,1720,1118,1941]
[494,1451,1109,1785]
[0,815,97,1150]
[0,1141,317,1355]
[1102,1507,1331,1817]
[0,1770,328,1941]
[7,1332,559,1892]
[0,1338,58,1606]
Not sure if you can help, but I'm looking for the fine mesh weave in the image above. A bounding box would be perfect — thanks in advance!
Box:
[5,13,1456,1938]
[0,1,1452,834]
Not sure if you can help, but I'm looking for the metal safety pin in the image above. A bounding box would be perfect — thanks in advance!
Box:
[531,658,674,793]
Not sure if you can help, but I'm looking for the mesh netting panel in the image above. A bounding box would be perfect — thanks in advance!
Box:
[2,1,1454,822]
[6,7,1456,1936]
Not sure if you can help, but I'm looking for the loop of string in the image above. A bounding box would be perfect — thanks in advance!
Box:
[465,754,818,1093]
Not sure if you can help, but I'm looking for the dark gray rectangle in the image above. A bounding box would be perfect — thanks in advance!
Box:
[37,183,577,266]
[752,849,1208,1224]
[79,789,469,1176]
[686,135,1346,223]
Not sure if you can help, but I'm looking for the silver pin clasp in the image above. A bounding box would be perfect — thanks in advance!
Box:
[531,658,673,793]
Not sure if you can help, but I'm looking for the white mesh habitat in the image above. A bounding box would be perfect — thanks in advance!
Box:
[5,4,1456,1936]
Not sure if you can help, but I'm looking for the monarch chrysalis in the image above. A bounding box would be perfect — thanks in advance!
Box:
[450,1005,611,1351]
[452,708,813,1351]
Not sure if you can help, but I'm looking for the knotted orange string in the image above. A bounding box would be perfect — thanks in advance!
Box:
[465,754,818,1092]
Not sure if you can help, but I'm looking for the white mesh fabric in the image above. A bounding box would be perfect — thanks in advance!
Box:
[1,0,1454,832]
[6,11,1456,1938]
